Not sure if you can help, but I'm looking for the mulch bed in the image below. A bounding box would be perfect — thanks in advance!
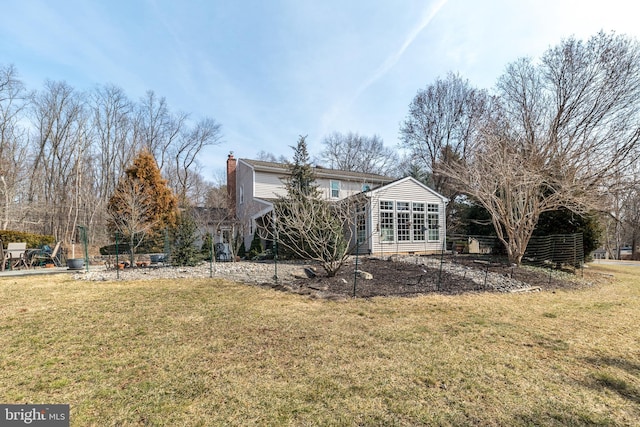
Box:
[284,256,595,298]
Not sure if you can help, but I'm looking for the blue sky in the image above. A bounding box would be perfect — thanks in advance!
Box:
[2,0,639,180]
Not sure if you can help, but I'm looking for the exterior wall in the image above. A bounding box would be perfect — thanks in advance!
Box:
[253,169,287,199]
[368,178,447,255]
[235,160,255,219]
[315,176,371,200]
[251,170,380,201]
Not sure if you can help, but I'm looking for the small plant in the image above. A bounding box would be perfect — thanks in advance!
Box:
[248,230,263,260]
[200,232,214,261]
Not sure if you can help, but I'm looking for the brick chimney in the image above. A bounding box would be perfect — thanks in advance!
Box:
[226,152,237,215]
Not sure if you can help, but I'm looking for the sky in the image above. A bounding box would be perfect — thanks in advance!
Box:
[2,0,640,181]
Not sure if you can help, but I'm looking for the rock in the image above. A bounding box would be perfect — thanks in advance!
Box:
[291,268,310,279]
[304,267,317,278]
[355,270,373,280]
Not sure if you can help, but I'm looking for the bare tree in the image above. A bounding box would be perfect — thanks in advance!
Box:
[255,150,287,163]
[28,80,92,243]
[107,178,159,265]
[135,90,186,172]
[318,131,399,176]
[90,84,135,203]
[267,136,359,276]
[401,72,491,198]
[170,117,223,204]
[272,196,361,276]
[617,164,640,259]
[0,64,29,230]
[441,32,640,264]
[0,65,225,248]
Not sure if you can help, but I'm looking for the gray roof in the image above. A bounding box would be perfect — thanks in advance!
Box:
[242,159,394,183]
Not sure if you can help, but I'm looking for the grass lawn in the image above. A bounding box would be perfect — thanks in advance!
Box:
[0,264,639,426]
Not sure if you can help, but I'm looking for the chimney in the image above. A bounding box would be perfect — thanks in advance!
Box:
[226,153,237,215]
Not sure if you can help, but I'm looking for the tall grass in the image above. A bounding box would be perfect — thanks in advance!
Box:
[0,264,638,425]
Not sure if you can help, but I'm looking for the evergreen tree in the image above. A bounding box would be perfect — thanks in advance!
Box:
[248,230,263,259]
[534,208,602,258]
[171,210,200,266]
[283,135,320,199]
[200,232,213,261]
[237,240,246,259]
[107,149,179,264]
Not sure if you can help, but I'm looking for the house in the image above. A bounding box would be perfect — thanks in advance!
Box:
[226,154,447,255]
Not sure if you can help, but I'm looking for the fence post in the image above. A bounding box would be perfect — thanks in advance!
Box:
[77,225,89,273]
[353,238,360,298]
[209,231,214,279]
[115,232,120,280]
[273,212,278,284]
[438,232,445,291]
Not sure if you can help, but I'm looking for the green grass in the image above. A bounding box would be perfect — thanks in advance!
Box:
[1,264,639,426]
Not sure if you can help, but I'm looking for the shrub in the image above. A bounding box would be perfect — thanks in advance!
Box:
[0,230,55,249]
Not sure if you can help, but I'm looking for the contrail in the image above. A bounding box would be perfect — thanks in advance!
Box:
[321,0,450,134]
[357,0,450,96]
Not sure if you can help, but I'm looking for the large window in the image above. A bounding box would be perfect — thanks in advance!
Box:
[412,202,425,241]
[380,200,394,242]
[356,204,367,245]
[379,200,439,242]
[397,202,411,241]
[427,203,440,241]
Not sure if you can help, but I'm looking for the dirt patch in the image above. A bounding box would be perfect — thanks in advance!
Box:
[281,255,598,298]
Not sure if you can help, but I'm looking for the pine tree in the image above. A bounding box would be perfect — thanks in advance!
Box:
[171,210,200,266]
[284,136,320,199]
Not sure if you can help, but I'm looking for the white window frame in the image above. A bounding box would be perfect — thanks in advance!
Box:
[396,201,411,241]
[356,203,367,245]
[427,203,440,242]
[412,202,425,242]
[379,200,394,242]
[330,180,340,199]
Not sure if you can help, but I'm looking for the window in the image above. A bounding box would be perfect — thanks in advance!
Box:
[330,180,340,198]
[380,200,394,242]
[427,203,440,241]
[239,184,244,204]
[413,202,425,241]
[379,200,440,243]
[356,204,367,245]
[397,202,410,241]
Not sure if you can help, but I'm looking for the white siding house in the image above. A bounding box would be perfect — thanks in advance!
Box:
[226,154,447,255]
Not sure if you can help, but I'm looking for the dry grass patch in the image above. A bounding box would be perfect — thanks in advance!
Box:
[0,264,639,425]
